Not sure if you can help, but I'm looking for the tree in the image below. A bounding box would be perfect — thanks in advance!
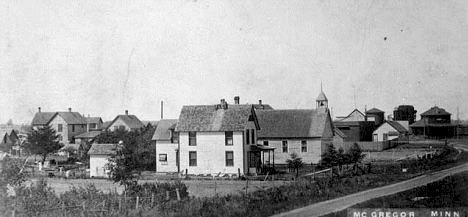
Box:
[0,157,25,195]
[347,143,365,164]
[24,125,62,164]
[286,153,304,178]
[319,144,339,168]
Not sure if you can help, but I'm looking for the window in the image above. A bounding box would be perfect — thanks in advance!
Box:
[301,141,307,152]
[72,125,75,132]
[189,151,197,166]
[282,141,288,153]
[159,154,167,162]
[263,141,269,146]
[59,135,63,141]
[58,124,63,132]
[189,132,196,146]
[225,131,233,146]
[383,133,388,141]
[251,129,255,144]
[90,123,97,129]
[171,130,179,144]
[246,129,250,144]
[226,151,234,166]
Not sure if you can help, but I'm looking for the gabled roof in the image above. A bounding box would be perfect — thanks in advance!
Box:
[175,104,259,132]
[336,109,366,122]
[421,106,451,116]
[366,108,384,114]
[87,143,119,155]
[2,133,13,144]
[75,131,102,139]
[86,117,103,124]
[31,112,56,126]
[152,119,178,141]
[253,104,274,110]
[386,121,409,133]
[108,115,145,130]
[9,130,19,143]
[256,109,329,138]
[334,128,347,138]
[102,121,112,129]
[48,112,87,125]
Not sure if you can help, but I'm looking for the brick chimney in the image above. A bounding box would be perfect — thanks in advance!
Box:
[38,107,41,113]
[259,100,262,105]
[125,110,129,115]
[234,96,240,105]
[68,108,72,112]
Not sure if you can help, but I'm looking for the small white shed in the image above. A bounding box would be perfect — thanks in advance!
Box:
[87,143,118,178]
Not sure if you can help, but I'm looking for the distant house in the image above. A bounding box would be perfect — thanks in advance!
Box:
[31,107,56,130]
[373,120,409,142]
[87,143,118,178]
[335,109,366,122]
[86,117,103,131]
[107,110,144,132]
[74,131,102,145]
[0,133,13,152]
[48,109,88,144]
[175,98,262,175]
[152,119,179,173]
[334,109,375,142]
[256,91,334,165]
[410,106,455,138]
[365,108,385,128]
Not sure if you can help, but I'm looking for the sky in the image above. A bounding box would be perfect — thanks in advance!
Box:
[1,0,468,125]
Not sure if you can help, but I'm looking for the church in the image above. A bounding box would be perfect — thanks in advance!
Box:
[256,89,334,165]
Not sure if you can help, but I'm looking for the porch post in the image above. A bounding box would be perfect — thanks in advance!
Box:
[272,150,275,170]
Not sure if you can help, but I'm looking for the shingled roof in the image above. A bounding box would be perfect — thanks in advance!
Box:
[366,108,384,114]
[87,143,119,155]
[49,112,87,125]
[86,117,103,124]
[31,112,56,126]
[386,121,409,133]
[256,109,330,138]
[152,119,178,141]
[108,115,145,130]
[175,104,259,132]
[421,106,451,116]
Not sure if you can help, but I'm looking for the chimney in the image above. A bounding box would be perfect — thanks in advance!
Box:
[38,107,41,113]
[234,96,240,105]
[220,99,228,109]
[161,100,164,119]
[259,100,262,105]
[125,110,129,115]
[68,108,72,112]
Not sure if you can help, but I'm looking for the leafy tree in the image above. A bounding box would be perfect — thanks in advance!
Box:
[0,157,25,195]
[24,125,62,164]
[286,153,304,178]
[347,143,365,164]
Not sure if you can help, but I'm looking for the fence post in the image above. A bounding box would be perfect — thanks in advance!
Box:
[176,188,181,201]
[81,201,86,217]
[151,194,155,206]
[136,196,139,209]
[118,198,122,212]
[102,199,106,211]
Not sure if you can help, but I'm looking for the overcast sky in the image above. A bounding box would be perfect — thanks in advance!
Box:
[1,0,468,125]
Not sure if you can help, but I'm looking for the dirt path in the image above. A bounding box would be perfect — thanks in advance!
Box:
[273,145,468,217]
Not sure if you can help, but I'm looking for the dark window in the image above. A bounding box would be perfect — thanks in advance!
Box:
[251,129,255,144]
[90,123,97,129]
[263,141,269,146]
[301,141,307,152]
[171,130,179,144]
[189,132,196,146]
[72,125,75,132]
[282,141,288,153]
[189,151,197,166]
[159,154,167,162]
[225,131,233,146]
[226,151,234,166]
[246,129,250,144]
[58,124,63,132]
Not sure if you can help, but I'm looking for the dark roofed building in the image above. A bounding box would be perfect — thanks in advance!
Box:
[31,107,56,128]
[107,110,145,132]
[48,108,88,144]
[410,106,455,138]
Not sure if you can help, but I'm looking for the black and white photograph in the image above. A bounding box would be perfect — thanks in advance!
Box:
[1,0,468,216]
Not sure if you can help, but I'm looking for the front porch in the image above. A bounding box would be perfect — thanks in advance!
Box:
[247,145,275,175]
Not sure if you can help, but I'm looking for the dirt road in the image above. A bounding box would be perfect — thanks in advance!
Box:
[273,145,468,217]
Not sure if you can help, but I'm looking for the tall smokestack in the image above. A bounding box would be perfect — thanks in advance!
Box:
[161,100,164,119]
[234,96,240,105]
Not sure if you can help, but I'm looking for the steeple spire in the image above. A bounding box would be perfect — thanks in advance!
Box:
[316,83,328,111]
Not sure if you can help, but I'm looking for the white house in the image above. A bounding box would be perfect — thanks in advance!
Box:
[152,119,179,173]
[373,120,409,142]
[107,110,144,132]
[174,98,263,176]
[87,143,117,178]
[256,90,334,165]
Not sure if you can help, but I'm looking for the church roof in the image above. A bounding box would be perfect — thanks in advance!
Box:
[316,91,328,101]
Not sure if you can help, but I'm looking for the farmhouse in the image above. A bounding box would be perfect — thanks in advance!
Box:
[152,119,179,173]
[107,110,144,132]
[87,143,118,178]
[256,90,334,165]
[31,107,56,130]
[175,98,265,175]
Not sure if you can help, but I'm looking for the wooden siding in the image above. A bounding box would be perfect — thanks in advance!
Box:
[89,155,110,178]
[258,139,322,164]
[155,140,178,173]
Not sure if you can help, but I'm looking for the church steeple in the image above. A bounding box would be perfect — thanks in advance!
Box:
[316,82,328,110]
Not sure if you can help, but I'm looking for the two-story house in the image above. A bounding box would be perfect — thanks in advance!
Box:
[107,110,144,132]
[31,107,56,130]
[174,99,261,176]
[410,106,455,138]
[152,119,179,173]
[48,108,88,144]
[256,90,334,165]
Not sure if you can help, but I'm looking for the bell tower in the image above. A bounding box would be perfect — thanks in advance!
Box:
[316,82,328,111]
